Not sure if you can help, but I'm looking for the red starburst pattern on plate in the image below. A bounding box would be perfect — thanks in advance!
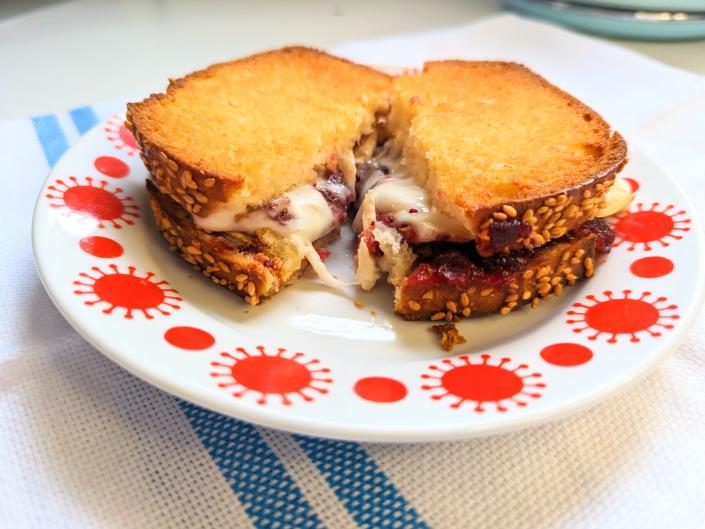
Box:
[79,236,124,258]
[94,155,129,178]
[567,290,679,343]
[73,264,182,318]
[612,202,690,251]
[630,256,674,278]
[46,176,139,228]
[421,354,545,412]
[104,116,138,155]
[354,377,407,403]
[210,346,332,405]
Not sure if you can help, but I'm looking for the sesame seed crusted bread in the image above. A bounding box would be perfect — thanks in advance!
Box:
[389,61,627,257]
[147,182,337,305]
[396,219,613,321]
[127,47,390,218]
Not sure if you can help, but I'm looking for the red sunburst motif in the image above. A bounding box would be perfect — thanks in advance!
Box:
[46,176,139,228]
[104,116,138,156]
[421,354,545,412]
[210,346,332,405]
[612,202,690,251]
[567,290,679,343]
[73,265,182,318]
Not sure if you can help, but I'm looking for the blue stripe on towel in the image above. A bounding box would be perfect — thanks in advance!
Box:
[295,436,430,529]
[31,114,69,167]
[69,105,99,134]
[180,402,326,529]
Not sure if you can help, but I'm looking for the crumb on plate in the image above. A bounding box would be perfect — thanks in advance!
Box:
[354,299,364,309]
[430,323,467,351]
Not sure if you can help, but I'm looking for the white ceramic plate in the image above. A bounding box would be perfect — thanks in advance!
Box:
[32,113,705,442]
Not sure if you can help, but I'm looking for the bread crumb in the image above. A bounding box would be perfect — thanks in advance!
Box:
[369,310,377,316]
[430,323,467,351]
[354,299,365,309]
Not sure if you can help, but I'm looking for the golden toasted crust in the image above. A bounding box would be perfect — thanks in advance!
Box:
[147,183,337,305]
[390,61,627,256]
[129,47,390,217]
[396,233,598,321]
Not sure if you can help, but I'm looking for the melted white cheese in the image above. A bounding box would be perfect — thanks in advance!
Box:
[193,178,352,288]
[352,153,471,242]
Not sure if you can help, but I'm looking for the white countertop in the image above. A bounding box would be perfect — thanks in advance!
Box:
[2,0,705,120]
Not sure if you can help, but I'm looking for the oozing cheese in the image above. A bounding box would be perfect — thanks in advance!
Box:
[193,175,354,288]
[352,152,472,243]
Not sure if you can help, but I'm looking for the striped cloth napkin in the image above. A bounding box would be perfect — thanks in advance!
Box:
[3,14,705,529]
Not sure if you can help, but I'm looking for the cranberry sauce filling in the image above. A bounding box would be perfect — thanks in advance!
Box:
[485,218,532,253]
[315,169,355,223]
[406,218,614,288]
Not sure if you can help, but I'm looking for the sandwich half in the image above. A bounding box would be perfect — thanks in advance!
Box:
[127,47,390,305]
[353,61,629,320]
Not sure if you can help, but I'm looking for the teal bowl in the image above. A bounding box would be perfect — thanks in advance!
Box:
[505,0,705,40]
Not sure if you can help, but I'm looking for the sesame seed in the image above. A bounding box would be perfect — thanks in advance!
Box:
[431,312,445,321]
[505,293,518,303]
[522,290,532,300]
[531,298,540,308]
[186,245,201,255]
[545,197,557,207]
[538,283,551,296]
[422,291,434,300]
[500,306,511,315]
[562,267,573,275]
[524,269,535,279]
[584,257,594,270]
[192,204,202,214]
[408,300,421,311]
[204,253,215,263]
[522,209,534,222]
[480,219,493,230]
[542,229,551,241]
[538,276,550,283]
[583,189,593,199]
[219,262,231,273]
[236,273,248,282]
[460,293,470,306]
[554,283,563,296]
[493,211,508,221]
[537,266,551,278]
[445,312,453,321]
[467,287,477,295]
[570,257,580,265]
[503,204,518,218]
[585,268,594,278]
[246,281,256,296]
[183,194,195,205]
[446,301,457,313]
[551,276,562,286]
[575,249,585,258]
[194,191,208,203]
[561,251,571,262]
[167,159,178,171]
[204,178,216,188]
[462,307,471,317]
[480,288,493,297]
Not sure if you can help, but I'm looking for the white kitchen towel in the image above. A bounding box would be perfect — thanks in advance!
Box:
[2,14,705,529]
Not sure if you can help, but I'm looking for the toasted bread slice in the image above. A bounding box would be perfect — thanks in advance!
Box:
[128,47,390,218]
[147,182,337,305]
[395,219,614,320]
[389,62,627,256]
